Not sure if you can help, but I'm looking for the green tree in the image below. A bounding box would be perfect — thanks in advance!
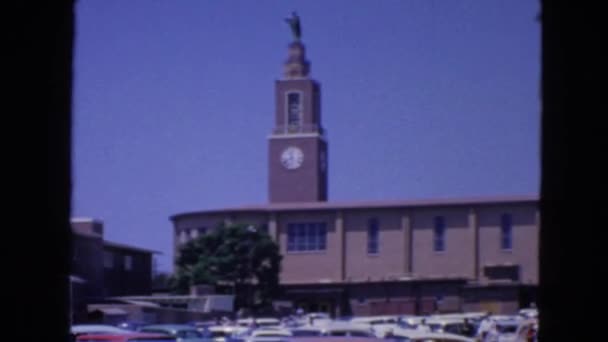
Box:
[170,223,282,311]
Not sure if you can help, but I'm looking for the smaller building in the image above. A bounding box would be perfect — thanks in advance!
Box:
[71,218,160,323]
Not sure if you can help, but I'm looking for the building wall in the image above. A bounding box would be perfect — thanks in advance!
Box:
[343,209,408,282]
[461,286,521,314]
[278,211,341,283]
[268,136,326,202]
[103,246,152,296]
[72,233,105,301]
[411,207,475,279]
[72,219,104,236]
[477,204,539,284]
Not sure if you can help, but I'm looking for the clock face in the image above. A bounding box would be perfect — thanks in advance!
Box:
[281,146,304,170]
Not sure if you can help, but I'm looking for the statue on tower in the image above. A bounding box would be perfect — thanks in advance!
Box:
[284,11,301,41]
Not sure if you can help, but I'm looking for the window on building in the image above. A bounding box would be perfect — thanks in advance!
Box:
[287,92,302,130]
[484,265,520,281]
[501,213,513,250]
[179,230,188,244]
[433,216,445,252]
[287,222,327,252]
[103,251,114,269]
[124,255,133,271]
[367,218,379,254]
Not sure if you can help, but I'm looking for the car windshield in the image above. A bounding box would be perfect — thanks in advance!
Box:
[497,324,518,333]
[428,324,442,332]
[177,330,203,338]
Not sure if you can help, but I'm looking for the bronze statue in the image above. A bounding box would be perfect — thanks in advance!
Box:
[284,11,301,41]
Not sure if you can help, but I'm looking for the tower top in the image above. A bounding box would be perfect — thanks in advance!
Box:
[284,12,302,41]
[283,12,310,79]
[283,41,311,79]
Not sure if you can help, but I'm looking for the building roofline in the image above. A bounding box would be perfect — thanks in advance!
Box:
[71,217,104,224]
[170,194,539,221]
[280,276,471,287]
[103,240,162,255]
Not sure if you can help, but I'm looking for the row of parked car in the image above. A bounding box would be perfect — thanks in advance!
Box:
[71,308,538,342]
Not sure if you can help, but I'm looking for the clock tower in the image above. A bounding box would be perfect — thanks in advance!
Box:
[268,40,328,203]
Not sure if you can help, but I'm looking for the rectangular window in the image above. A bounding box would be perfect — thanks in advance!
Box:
[287,225,296,251]
[501,213,513,250]
[124,255,133,271]
[484,265,520,281]
[287,222,327,252]
[104,251,114,269]
[287,92,302,129]
[433,216,445,252]
[367,218,379,254]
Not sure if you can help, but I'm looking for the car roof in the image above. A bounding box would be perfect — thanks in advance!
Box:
[140,324,199,331]
[252,329,292,336]
[76,332,175,340]
[285,337,383,342]
[350,316,399,323]
[425,317,466,324]
[72,325,132,334]
[391,328,474,341]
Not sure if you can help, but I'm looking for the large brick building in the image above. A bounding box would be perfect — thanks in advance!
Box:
[170,39,538,316]
[71,218,158,322]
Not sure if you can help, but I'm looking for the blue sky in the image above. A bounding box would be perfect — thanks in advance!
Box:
[73,1,540,272]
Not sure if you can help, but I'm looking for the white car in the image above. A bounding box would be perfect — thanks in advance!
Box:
[71,324,131,336]
[493,318,536,342]
[389,326,476,342]
[424,317,469,336]
[207,325,249,342]
[318,321,376,338]
[518,308,538,319]
[241,328,292,342]
[350,315,402,338]
[288,326,324,337]
[237,318,282,328]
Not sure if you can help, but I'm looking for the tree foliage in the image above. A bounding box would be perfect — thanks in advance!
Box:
[169,223,282,310]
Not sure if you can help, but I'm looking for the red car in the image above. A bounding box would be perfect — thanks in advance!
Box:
[76,332,178,342]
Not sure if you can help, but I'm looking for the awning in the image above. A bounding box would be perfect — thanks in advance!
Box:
[92,307,128,315]
[69,275,86,283]
[120,300,160,308]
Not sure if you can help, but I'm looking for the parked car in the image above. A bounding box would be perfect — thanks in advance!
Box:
[285,337,382,342]
[288,327,323,338]
[207,325,249,342]
[236,318,282,328]
[117,321,150,331]
[424,317,469,336]
[244,328,292,342]
[139,324,209,342]
[76,332,177,342]
[349,315,402,338]
[494,318,537,342]
[318,321,376,338]
[72,325,132,335]
[389,327,476,342]
[72,324,133,341]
